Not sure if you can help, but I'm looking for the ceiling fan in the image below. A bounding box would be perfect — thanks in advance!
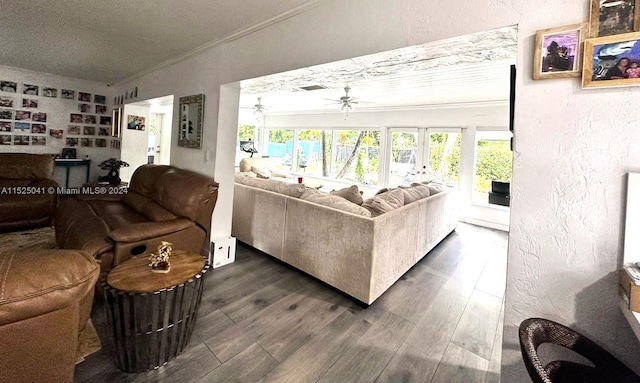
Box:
[324,84,370,118]
[239,96,267,122]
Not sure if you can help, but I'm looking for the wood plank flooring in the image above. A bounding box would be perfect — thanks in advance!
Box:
[74,223,507,383]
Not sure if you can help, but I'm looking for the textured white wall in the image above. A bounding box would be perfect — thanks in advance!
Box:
[113,0,640,379]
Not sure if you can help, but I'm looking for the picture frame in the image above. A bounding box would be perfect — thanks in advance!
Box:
[111,108,121,138]
[533,23,588,80]
[61,147,77,159]
[127,115,145,131]
[582,31,640,88]
[590,0,640,38]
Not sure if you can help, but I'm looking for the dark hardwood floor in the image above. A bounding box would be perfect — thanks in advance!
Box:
[75,223,507,383]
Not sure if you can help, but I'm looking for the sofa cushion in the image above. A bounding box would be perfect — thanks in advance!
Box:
[129,165,171,197]
[330,185,364,205]
[239,176,306,198]
[403,184,431,204]
[122,190,152,212]
[301,193,372,217]
[121,190,178,221]
[251,165,272,179]
[0,153,53,180]
[362,188,405,217]
[422,181,449,195]
[153,168,216,221]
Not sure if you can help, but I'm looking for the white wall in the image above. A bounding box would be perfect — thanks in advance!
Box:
[120,104,150,182]
[0,65,116,187]
[113,0,640,379]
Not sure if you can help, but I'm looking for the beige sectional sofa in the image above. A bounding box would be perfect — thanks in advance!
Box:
[232,173,460,304]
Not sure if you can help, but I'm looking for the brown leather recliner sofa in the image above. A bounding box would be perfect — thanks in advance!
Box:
[54,164,219,278]
[0,153,58,232]
[0,248,99,383]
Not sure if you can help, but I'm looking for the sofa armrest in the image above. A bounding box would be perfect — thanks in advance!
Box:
[109,218,194,243]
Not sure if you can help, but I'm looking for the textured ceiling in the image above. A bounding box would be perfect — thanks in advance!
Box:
[0,0,327,84]
[239,26,517,115]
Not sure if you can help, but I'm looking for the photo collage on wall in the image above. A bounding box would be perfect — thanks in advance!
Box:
[0,81,49,146]
[0,80,120,149]
[68,92,114,149]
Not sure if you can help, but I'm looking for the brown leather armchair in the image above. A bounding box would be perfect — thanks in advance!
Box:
[0,249,99,383]
[0,153,58,232]
[54,164,218,278]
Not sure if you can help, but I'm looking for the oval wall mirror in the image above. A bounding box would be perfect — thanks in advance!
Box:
[178,94,204,149]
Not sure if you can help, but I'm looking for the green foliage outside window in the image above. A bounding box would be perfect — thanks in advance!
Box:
[475,140,512,192]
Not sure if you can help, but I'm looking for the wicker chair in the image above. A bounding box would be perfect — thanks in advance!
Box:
[519,318,640,383]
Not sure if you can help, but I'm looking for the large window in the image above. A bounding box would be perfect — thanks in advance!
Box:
[428,132,461,186]
[334,130,379,185]
[473,131,512,204]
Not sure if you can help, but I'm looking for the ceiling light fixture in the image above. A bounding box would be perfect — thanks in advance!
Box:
[339,85,357,119]
[253,97,265,122]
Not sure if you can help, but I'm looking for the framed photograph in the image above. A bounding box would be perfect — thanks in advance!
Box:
[61,147,77,158]
[590,0,640,37]
[42,87,57,98]
[94,94,106,104]
[83,126,95,135]
[534,23,588,80]
[14,122,29,131]
[583,31,640,88]
[32,112,46,122]
[96,105,107,114]
[31,124,46,134]
[49,129,63,139]
[70,113,83,123]
[65,138,78,148]
[0,122,12,132]
[81,138,93,147]
[78,103,91,113]
[22,98,37,108]
[84,115,96,124]
[0,134,11,145]
[22,84,38,96]
[15,110,31,120]
[0,109,12,120]
[0,81,17,93]
[68,125,81,135]
[31,136,46,146]
[0,97,13,107]
[14,135,29,146]
[127,114,145,130]
[78,92,91,102]
[100,116,111,125]
[98,127,109,136]
[95,138,107,147]
[61,89,75,99]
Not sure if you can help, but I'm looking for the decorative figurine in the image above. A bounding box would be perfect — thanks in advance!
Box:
[149,241,172,273]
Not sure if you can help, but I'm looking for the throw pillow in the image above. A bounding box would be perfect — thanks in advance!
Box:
[302,193,372,217]
[403,184,431,204]
[362,188,405,217]
[422,181,449,195]
[330,185,364,205]
[251,165,271,179]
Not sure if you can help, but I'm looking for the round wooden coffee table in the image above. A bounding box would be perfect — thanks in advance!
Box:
[103,250,208,372]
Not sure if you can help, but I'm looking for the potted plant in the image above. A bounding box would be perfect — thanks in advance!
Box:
[98,158,129,184]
